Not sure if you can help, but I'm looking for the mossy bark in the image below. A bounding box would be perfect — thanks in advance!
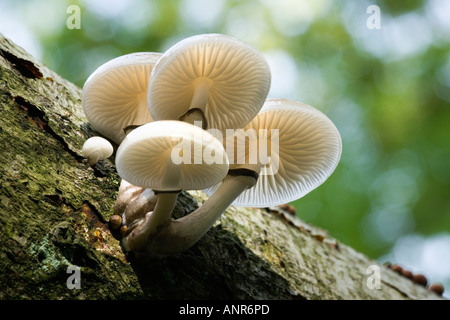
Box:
[0,34,442,300]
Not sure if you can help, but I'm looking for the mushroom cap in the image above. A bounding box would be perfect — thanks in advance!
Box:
[82,52,162,144]
[82,136,114,157]
[147,34,271,132]
[205,99,342,207]
[115,120,229,191]
[81,136,114,165]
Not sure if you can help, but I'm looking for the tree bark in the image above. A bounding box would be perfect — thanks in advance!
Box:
[0,33,442,300]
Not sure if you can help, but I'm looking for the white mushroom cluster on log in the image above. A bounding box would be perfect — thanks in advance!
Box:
[81,33,342,257]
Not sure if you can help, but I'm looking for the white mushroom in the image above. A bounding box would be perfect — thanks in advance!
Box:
[147,34,271,132]
[141,99,341,256]
[205,98,343,207]
[149,173,257,255]
[81,136,113,166]
[82,52,162,144]
[114,120,229,253]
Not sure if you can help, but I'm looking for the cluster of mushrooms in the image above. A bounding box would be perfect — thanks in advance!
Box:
[81,34,342,258]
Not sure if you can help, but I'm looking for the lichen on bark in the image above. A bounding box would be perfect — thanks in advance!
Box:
[0,33,443,300]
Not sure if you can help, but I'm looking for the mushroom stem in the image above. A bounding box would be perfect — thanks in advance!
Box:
[177,79,210,129]
[86,151,102,166]
[190,78,210,111]
[148,192,179,233]
[148,174,257,255]
[161,154,183,190]
[123,191,179,252]
[114,179,145,218]
[122,188,157,228]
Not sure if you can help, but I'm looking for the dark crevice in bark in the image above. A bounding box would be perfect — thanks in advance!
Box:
[13,95,84,161]
[0,47,43,79]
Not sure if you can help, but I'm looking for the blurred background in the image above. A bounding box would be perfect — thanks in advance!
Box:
[1,0,449,296]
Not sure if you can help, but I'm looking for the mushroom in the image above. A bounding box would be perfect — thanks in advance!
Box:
[141,99,342,256]
[81,136,113,166]
[109,179,152,234]
[114,120,229,253]
[205,98,342,207]
[146,173,257,255]
[82,52,162,144]
[147,34,271,132]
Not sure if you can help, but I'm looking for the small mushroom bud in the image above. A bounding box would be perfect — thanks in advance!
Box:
[401,269,413,279]
[428,283,444,296]
[390,264,403,274]
[412,273,428,287]
[279,203,296,215]
[82,136,113,166]
[109,215,122,230]
[287,205,296,216]
[120,225,129,237]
